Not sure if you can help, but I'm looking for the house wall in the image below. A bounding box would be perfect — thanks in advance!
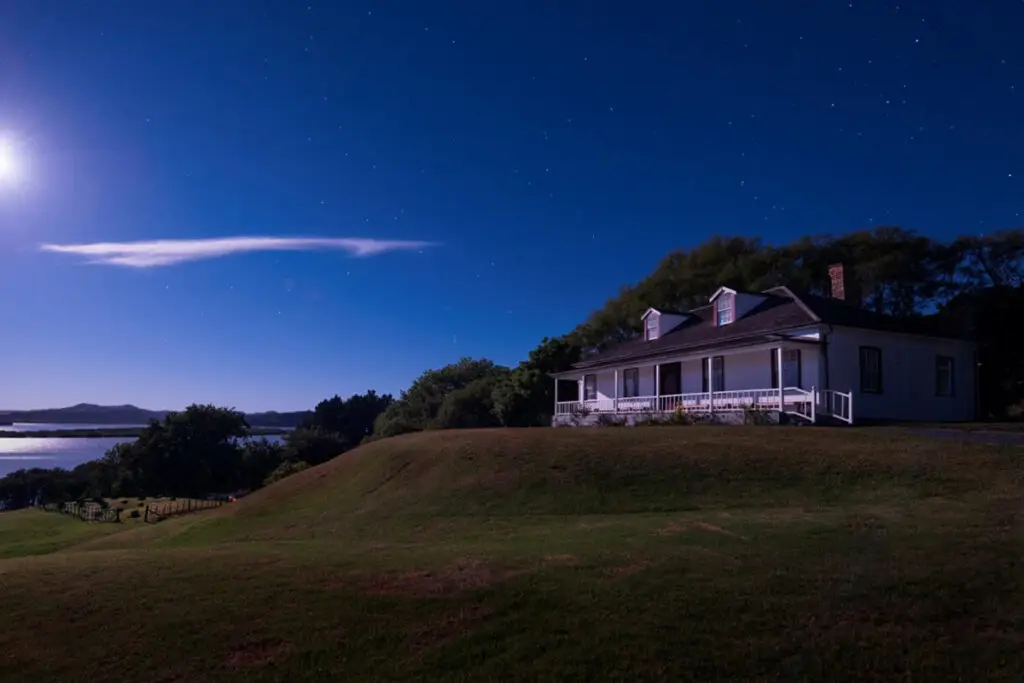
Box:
[575,345,822,397]
[579,366,658,400]
[687,347,820,391]
[825,326,976,422]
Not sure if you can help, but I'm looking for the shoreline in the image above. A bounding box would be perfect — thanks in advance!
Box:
[0,427,291,439]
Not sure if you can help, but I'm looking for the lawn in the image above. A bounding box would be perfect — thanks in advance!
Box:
[0,497,223,559]
[0,508,126,559]
[0,427,1022,682]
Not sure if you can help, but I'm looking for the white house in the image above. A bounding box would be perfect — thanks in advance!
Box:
[552,264,978,425]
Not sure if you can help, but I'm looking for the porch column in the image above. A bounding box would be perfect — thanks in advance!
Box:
[706,356,714,414]
[776,346,784,412]
[655,364,660,411]
[613,369,619,412]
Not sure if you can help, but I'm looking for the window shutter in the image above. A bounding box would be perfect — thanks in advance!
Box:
[701,358,709,393]
[770,349,779,388]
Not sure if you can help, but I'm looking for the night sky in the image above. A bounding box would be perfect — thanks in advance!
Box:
[1,1,1021,410]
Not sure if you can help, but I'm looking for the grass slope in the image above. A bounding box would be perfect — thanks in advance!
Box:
[0,509,125,559]
[1,427,1022,682]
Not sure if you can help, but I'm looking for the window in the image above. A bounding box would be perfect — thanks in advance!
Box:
[716,295,734,326]
[583,374,597,401]
[859,346,883,393]
[623,368,640,397]
[936,356,955,396]
[702,356,725,392]
[645,316,658,341]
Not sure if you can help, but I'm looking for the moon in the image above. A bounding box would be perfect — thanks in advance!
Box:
[0,138,21,185]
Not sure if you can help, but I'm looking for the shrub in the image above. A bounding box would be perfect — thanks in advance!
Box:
[264,460,310,487]
[567,405,592,427]
[743,405,773,425]
[664,405,696,425]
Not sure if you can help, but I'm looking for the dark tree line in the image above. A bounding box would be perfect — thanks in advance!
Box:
[373,227,1024,430]
[0,392,394,509]
[5,226,1024,510]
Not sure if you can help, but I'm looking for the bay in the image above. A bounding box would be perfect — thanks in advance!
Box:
[0,423,285,477]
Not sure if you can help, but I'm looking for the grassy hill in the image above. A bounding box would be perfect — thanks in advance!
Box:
[1,427,1022,682]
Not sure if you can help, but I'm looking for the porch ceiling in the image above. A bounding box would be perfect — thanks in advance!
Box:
[550,334,820,378]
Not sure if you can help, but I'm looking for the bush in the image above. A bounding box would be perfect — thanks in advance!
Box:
[282,428,348,468]
[743,405,773,425]
[264,460,310,487]
[666,407,697,426]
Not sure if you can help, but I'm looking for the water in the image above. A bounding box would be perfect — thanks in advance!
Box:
[0,422,145,432]
[0,437,132,477]
[0,423,285,477]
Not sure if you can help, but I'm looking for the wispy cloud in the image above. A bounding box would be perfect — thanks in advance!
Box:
[39,236,436,268]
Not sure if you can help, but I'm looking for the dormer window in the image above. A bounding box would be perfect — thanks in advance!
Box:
[645,316,658,341]
[716,294,734,326]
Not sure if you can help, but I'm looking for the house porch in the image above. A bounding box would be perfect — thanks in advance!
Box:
[553,341,853,425]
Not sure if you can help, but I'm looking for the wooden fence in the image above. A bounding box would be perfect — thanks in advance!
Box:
[41,501,121,523]
[144,498,224,523]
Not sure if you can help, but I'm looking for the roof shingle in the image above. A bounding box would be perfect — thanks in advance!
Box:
[570,286,968,371]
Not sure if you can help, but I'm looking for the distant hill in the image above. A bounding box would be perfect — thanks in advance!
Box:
[0,403,310,428]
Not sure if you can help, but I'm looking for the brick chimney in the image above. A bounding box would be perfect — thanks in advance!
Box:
[828,263,848,301]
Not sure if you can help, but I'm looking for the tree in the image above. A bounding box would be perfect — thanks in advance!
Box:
[302,390,393,445]
[492,336,582,426]
[436,376,505,429]
[240,438,287,491]
[373,358,509,436]
[263,460,310,486]
[282,427,349,467]
[939,285,1024,418]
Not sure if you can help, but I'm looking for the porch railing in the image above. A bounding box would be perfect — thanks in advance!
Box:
[819,389,854,424]
[555,387,814,416]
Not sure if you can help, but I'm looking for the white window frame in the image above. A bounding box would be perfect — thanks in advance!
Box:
[716,296,734,326]
[623,368,640,397]
[936,356,954,397]
[859,346,883,394]
[645,316,658,341]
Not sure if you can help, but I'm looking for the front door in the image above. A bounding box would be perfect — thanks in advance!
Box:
[659,362,681,395]
[782,349,802,388]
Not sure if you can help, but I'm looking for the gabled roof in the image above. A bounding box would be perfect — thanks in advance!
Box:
[568,285,968,371]
[708,286,737,302]
[641,307,689,320]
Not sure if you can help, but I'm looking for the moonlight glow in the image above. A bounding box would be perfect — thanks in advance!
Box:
[0,138,21,185]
